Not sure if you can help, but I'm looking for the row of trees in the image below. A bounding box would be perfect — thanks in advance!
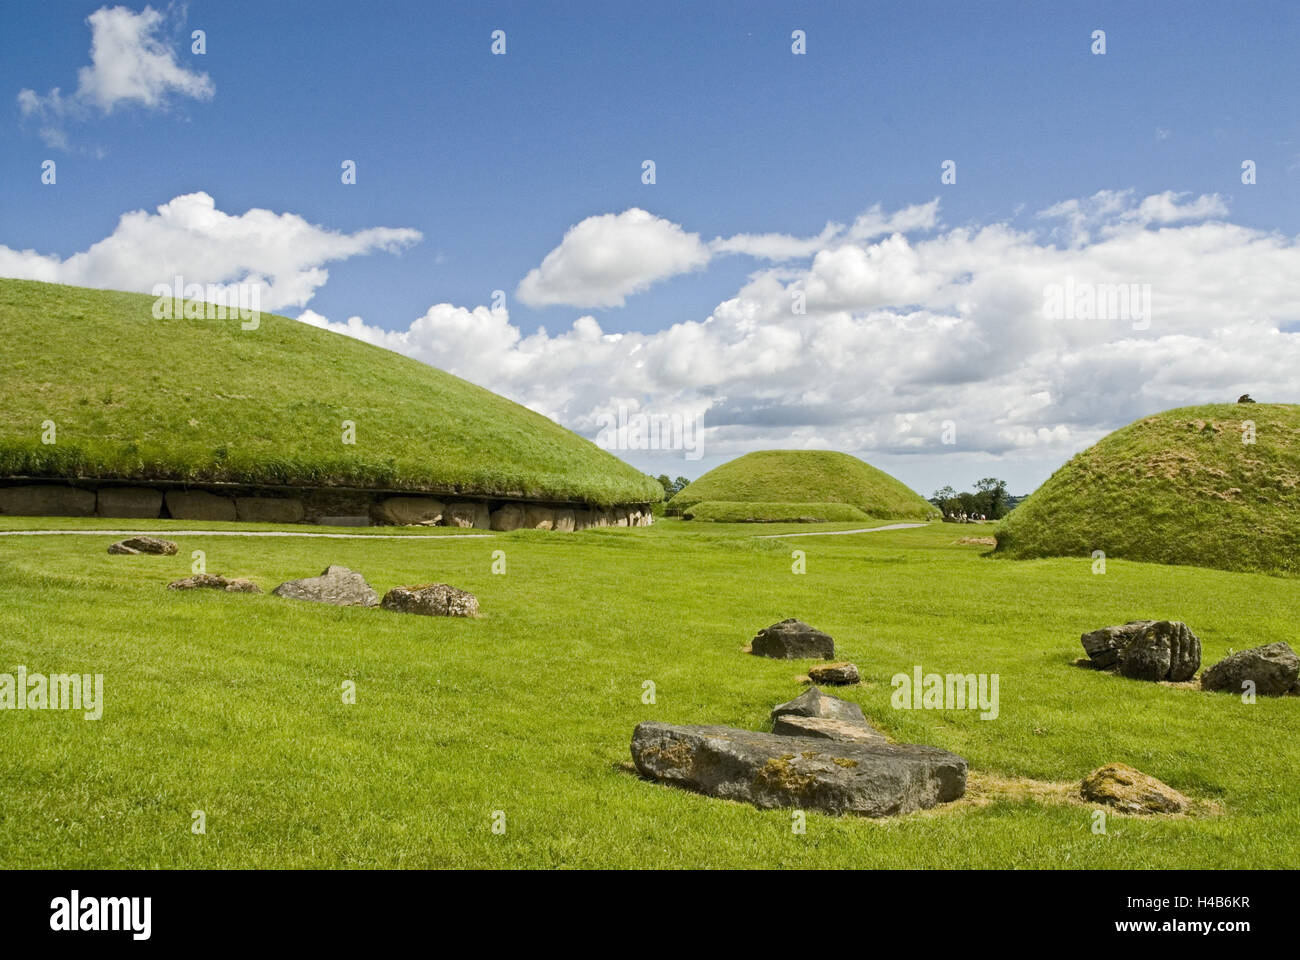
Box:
[655,475,691,499]
[930,478,1013,520]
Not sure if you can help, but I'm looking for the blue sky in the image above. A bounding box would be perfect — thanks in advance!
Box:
[3,1,1299,495]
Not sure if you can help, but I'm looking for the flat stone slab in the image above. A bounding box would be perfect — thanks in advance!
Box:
[631,722,966,817]
[108,535,178,555]
[381,583,479,617]
[808,661,860,685]
[750,618,834,659]
[272,564,379,607]
[772,714,885,742]
[168,574,261,593]
[771,685,866,726]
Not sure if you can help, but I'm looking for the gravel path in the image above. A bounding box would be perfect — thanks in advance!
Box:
[752,522,928,539]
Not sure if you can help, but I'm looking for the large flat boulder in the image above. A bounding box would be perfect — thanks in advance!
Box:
[166,489,236,522]
[370,496,445,526]
[631,722,966,817]
[771,686,867,726]
[236,496,305,524]
[750,618,835,659]
[272,564,379,607]
[0,485,95,517]
[1202,642,1299,697]
[96,487,162,518]
[1117,620,1201,682]
[381,583,479,617]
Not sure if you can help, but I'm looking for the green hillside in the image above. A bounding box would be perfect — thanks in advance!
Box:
[996,404,1300,575]
[0,279,661,506]
[669,450,937,521]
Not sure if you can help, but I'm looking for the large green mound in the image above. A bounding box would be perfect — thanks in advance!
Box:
[0,279,661,506]
[669,450,937,521]
[996,404,1300,575]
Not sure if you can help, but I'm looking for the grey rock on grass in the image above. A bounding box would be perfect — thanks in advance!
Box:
[631,722,966,817]
[168,574,261,593]
[1118,620,1201,682]
[272,565,379,607]
[808,661,860,685]
[1201,642,1299,697]
[771,685,866,726]
[381,583,479,617]
[771,714,885,742]
[108,535,178,556]
[1080,620,1155,669]
[751,618,834,659]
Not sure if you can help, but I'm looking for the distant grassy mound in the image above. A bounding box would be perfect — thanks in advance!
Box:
[683,500,871,523]
[670,450,936,521]
[0,279,661,506]
[996,404,1300,575]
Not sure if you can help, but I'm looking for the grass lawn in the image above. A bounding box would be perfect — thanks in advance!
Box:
[1,518,1296,868]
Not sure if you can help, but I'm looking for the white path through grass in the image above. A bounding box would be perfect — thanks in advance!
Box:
[753,522,928,538]
[0,529,493,540]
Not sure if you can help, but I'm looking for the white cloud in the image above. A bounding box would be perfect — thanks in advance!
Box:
[516,208,711,308]
[0,191,421,311]
[848,198,941,241]
[1038,189,1226,246]
[304,190,1300,479]
[17,5,213,148]
[710,221,843,260]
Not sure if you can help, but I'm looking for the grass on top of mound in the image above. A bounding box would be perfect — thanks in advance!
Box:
[0,279,662,507]
[670,450,937,521]
[996,403,1300,576]
[683,500,872,523]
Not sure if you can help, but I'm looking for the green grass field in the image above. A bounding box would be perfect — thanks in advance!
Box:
[0,279,661,506]
[2,517,1296,868]
[670,450,938,520]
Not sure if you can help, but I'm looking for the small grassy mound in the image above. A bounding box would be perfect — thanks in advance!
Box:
[996,403,1300,575]
[0,279,661,506]
[683,501,871,523]
[670,450,936,521]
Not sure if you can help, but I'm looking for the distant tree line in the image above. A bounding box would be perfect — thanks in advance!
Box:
[929,478,1020,520]
[655,475,691,499]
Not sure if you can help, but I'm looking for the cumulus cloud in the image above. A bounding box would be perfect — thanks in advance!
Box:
[0,192,421,311]
[516,199,945,308]
[17,5,213,148]
[304,190,1300,475]
[516,208,711,308]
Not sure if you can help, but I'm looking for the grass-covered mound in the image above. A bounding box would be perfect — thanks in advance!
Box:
[683,500,870,523]
[670,450,937,521]
[996,404,1300,575]
[0,279,661,506]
